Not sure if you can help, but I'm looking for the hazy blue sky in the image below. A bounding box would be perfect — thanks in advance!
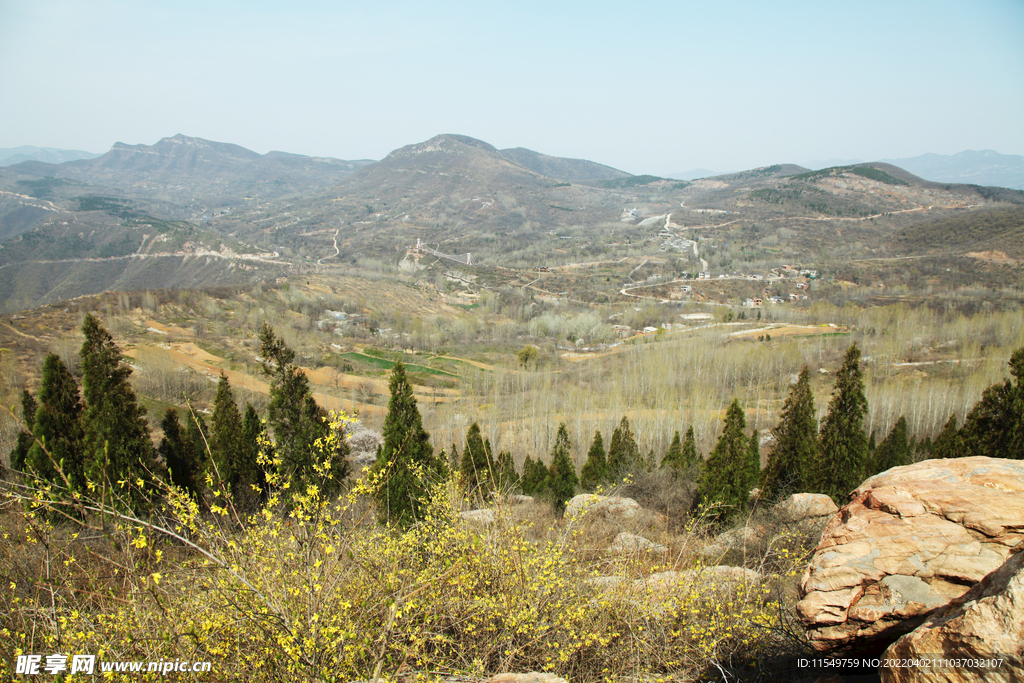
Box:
[1,0,1022,174]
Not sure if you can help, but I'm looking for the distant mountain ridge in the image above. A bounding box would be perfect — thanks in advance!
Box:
[880,150,1024,190]
[0,145,100,166]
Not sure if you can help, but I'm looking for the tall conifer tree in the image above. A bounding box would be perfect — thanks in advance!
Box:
[547,423,578,515]
[80,314,159,513]
[26,354,86,495]
[8,389,37,474]
[762,367,818,501]
[872,416,910,475]
[816,344,869,502]
[701,399,749,519]
[958,348,1024,460]
[579,430,607,490]
[260,323,346,497]
[373,360,440,526]
[745,429,761,498]
[460,422,494,500]
[682,426,700,471]
[159,407,204,500]
[931,414,963,460]
[606,416,641,478]
[661,431,685,473]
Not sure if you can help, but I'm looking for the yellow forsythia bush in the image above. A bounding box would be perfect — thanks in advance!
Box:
[1,412,791,682]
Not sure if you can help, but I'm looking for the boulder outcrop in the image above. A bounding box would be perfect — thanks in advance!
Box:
[565,494,640,521]
[773,492,838,525]
[459,509,496,525]
[609,531,666,554]
[798,457,1024,654]
[880,547,1024,683]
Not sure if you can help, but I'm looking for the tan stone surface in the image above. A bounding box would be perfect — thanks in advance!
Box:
[881,548,1024,683]
[564,494,640,521]
[774,492,839,523]
[609,531,666,554]
[797,457,1024,653]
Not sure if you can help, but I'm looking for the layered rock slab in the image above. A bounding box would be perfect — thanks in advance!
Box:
[881,547,1024,683]
[797,457,1024,654]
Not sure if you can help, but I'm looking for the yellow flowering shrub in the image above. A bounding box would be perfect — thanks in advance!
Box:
[1,411,800,682]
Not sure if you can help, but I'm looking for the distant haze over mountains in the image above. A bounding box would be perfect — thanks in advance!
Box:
[6,138,1023,190]
[0,146,101,166]
[802,150,1024,190]
[2,131,1023,315]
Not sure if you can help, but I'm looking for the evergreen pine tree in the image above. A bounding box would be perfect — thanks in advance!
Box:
[701,399,750,519]
[579,430,607,490]
[745,429,761,498]
[185,411,211,471]
[872,416,910,474]
[372,360,440,526]
[242,403,269,503]
[958,347,1024,460]
[210,374,244,488]
[460,422,495,500]
[816,344,870,502]
[661,431,685,473]
[80,314,160,513]
[520,455,549,495]
[682,425,700,471]
[762,366,818,501]
[210,373,262,510]
[259,323,347,497]
[547,423,578,515]
[8,389,37,473]
[26,354,86,497]
[606,416,640,478]
[494,450,517,491]
[931,414,963,459]
[159,407,204,500]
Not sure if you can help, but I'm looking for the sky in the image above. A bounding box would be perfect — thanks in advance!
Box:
[1,0,1022,175]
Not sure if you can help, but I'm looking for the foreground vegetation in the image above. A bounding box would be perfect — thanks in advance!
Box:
[3,308,1022,680]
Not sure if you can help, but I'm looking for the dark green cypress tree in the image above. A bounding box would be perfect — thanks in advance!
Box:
[80,314,160,513]
[547,423,578,515]
[661,431,685,472]
[762,366,818,501]
[606,416,641,478]
[579,430,607,490]
[372,360,440,526]
[26,354,86,497]
[460,422,494,500]
[210,373,263,510]
[494,450,517,491]
[931,414,963,459]
[520,455,549,495]
[159,407,204,500]
[242,403,269,503]
[872,416,911,474]
[745,429,761,497]
[9,389,37,473]
[185,411,211,471]
[701,399,749,519]
[816,344,870,502]
[260,323,346,498]
[682,425,700,471]
[958,347,1024,460]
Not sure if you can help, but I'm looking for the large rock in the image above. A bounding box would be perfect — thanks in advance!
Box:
[609,531,666,554]
[489,674,567,683]
[773,492,838,524]
[565,494,640,521]
[700,524,764,559]
[881,547,1024,683]
[459,509,496,525]
[798,457,1024,654]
